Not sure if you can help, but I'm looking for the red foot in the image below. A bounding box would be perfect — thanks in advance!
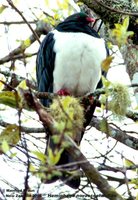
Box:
[57,88,70,96]
[88,95,94,104]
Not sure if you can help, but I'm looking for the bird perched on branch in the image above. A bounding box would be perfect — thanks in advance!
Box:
[36,12,109,189]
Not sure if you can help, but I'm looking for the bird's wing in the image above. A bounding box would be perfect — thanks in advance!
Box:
[36,32,55,106]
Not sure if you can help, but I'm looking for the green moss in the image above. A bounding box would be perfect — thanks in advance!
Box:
[50,96,84,141]
[108,83,131,118]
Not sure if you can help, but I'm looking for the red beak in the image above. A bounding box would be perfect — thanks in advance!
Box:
[86,17,95,23]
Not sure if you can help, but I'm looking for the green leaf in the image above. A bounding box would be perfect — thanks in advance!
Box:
[0,91,21,108]
[47,148,63,165]
[107,41,113,49]
[123,158,136,170]
[0,5,7,14]
[0,124,20,154]
[54,121,65,133]
[101,56,114,72]
[130,178,138,188]
[111,16,134,47]
[51,170,62,177]
[29,164,37,173]
[0,90,33,111]
[123,16,129,30]
[10,152,17,158]
[17,80,28,90]
[1,140,10,153]
[51,135,61,144]
[21,38,31,49]
[102,76,111,88]
[31,151,46,163]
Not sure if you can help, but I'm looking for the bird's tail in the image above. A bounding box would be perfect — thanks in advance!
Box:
[57,149,81,189]
[44,136,81,189]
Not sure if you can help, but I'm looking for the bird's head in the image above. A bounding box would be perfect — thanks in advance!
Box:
[56,12,96,34]
[64,12,95,24]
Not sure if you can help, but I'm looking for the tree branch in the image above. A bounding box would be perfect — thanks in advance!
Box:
[6,0,41,44]
[90,0,138,17]
[67,140,125,200]
[22,90,125,200]
[0,21,52,64]
[0,20,37,25]
[90,117,138,150]
[0,119,44,133]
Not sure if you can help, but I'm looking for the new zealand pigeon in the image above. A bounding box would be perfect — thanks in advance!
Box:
[36,12,109,189]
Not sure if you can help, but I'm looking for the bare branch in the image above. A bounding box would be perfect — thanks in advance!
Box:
[90,117,138,150]
[6,0,41,44]
[22,135,30,200]
[0,21,52,64]
[67,140,125,200]
[0,20,37,25]
[0,119,44,133]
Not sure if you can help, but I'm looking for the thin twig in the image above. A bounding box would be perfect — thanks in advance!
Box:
[22,134,30,200]
[0,21,37,25]
[0,119,45,133]
[6,0,41,44]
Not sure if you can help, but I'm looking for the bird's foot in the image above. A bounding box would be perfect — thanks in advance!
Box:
[57,88,70,96]
[88,95,94,104]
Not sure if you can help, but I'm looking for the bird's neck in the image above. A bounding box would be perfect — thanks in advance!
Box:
[56,21,100,38]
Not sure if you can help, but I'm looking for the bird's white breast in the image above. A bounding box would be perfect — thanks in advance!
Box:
[53,30,107,96]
